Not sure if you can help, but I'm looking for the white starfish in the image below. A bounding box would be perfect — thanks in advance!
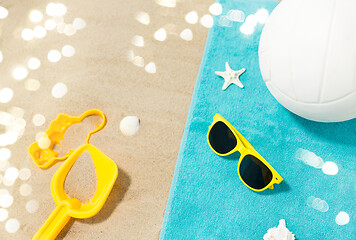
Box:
[215,62,246,90]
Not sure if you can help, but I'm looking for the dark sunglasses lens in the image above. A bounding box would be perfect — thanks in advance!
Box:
[209,121,237,154]
[239,155,273,190]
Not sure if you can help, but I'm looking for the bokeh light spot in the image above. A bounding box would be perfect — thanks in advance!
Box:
[311,198,323,210]
[185,11,198,24]
[21,28,35,41]
[180,28,193,41]
[35,132,46,142]
[56,22,66,34]
[55,3,67,16]
[12,66,28,80]
[0,88,14,103]
[3,179,14,187]
[19,168,31,181]
[38,136,51,149]
[209,3,223,16]
[51,82,68,98]
[306,196,315,207]
[0,51,3,63]
[26,200,39,213]
[0,208,8,222]
[320,200,329,212]
[32,114,45,126]
[255,8,269,24]
[245,14,258,27]
[44,19,56,30]
[154,28,167,41]
[46,3,66,17]
[145,62,156,74]
[135,11,150,25]
[295,148,324,168]
[0,189,9,195]
[4,167,19,181]
[0,131,18,146]
[29,10,43,23]
[132,35,145,47]
[307,196,329,212]
[0,148,11,161]
[322,161,338,175]
[200,14,214,28]
[64,24,76,36]
[0,193,13,208]
[34,26,47,39]
[46,3,56,16]
[0,111,11,125]
[27,57,41,70]
[48,50,61,62]
[25,78,41,91]
[132,56,144,67]
[155,0,176,8]
[227,10,245,22]
[5,218,20,233]
[53,16,64,24]
[73,18,86,30]
[335,212,350,225]
[240,23,254,35]
[20,183,32,196]
[218,15,232,27]
[0,6,8,19]
[126,50,134,61]
[61,45,75,57]
[0,163,10,174]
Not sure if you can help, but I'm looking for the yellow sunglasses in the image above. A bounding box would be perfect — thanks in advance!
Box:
[207,114,283,192]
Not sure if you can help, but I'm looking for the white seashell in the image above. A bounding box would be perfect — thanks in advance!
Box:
[120,116,140,136]
[263,219,295,240]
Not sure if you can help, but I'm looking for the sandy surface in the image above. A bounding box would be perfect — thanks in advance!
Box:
[0,0,213,239]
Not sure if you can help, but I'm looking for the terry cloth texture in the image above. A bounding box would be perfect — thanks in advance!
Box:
[160,0,356,239]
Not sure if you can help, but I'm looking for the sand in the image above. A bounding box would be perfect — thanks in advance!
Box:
[0,0,212,239]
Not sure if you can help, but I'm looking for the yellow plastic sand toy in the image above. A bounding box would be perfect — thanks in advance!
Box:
[29,109,107,169]
[29,110,118,240]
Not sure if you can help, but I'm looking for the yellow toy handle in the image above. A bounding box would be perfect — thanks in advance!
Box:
[32,203,71,240]
[83,109,107,144]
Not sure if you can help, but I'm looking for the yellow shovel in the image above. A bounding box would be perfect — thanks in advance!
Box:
[32,144,118,240]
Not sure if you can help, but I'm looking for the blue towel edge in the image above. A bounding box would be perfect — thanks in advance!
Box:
[159,23,217,239]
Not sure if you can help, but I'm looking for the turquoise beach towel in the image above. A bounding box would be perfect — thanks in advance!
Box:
[160,0,356,239]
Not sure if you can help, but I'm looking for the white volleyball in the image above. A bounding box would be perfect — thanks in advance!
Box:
[259,0,356,122]
[120,116,140,136]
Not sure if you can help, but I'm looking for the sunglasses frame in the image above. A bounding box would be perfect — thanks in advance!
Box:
[207,114,283,192]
